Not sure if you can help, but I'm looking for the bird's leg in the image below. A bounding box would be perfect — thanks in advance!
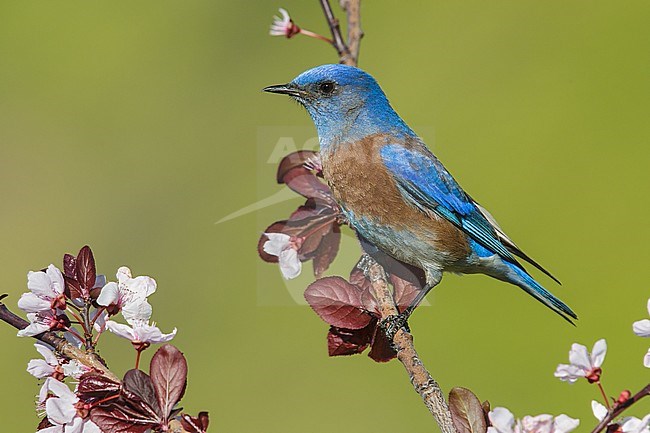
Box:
[380,282,433,342]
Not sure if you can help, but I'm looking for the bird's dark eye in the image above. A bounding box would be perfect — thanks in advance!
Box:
[319,81,335,95]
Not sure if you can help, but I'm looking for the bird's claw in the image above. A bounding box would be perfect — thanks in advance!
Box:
[379,311,411,343]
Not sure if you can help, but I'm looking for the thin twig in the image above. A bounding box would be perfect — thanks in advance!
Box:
[363,257,458,433]
[0,301,119,382]
[339,0,363,65]
[318,0,353,65]
[590,383,650,433]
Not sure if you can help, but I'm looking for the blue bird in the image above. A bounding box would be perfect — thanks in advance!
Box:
[264,64,577,324]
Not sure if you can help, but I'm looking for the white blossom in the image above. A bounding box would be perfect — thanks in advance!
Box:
[269,8,298,37]
[105,319,176,345]
[554,339,607,383]
[622,416,650,433]
[633,298,650,367]
[38,378,101,433]
[591,400,608,422]
[263,233,302,279]
[488,407,579,433]
[97,266,156,324]
[18,265,66,313]
[28,343,87,380]
[18,310,64,337]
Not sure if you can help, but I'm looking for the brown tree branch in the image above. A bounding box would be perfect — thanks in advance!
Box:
[339,0,363,65]
[0,300,120,382]
[318,0,354,65]
[590,384,650,433]
[363,258,458,433]
[0,299,198,432]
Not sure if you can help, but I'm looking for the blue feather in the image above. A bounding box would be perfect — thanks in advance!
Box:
[380,144,517,263]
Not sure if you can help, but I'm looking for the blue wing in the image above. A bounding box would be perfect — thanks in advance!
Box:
[380,144,518,264]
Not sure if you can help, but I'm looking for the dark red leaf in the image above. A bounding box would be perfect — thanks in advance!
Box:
[37,417,53,430]
[63,254,76,278]
[77,372,121,403]
[349,267,372,292]
[90,404,157,433]
[327,323,375,357]
[276,150,319,183]
[449,387,488,433]
[297,224,331,259]
[75,245,96,295]
[390,274,421,313]
[368,325,397,363]
[64,275,83,300]
[122,369,162,420]
[305,277,371,329]
[282,167,332,200]
[180,412,210,433]
[312,225,341,277]
[150,344,188,420]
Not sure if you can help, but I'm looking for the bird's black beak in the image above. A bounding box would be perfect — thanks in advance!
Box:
[262,83,303,97]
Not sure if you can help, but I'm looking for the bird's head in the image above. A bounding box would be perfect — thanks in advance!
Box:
[264,64,410,144]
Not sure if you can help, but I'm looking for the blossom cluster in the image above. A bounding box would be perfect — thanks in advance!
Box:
[10,246,201,433]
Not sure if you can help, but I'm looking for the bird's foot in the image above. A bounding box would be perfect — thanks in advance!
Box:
[379,310,411,343]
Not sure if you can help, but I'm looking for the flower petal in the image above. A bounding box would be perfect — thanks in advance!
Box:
[128,275,157,298]
[46,397,76,425]
[591,401,607,421]
[17,321,51,337]
[568,343,591,370]
[633,319,650,338]
[96,282,119,307]
[28,270,55,298]
[279,248,302,279]
[18,292,51,313]
[62,360,86,379]
[64,416,84,433]
[489,407,515,433]
[553,414,580,433]
[554,364,584,383]
[136,323,177,343]
[590,339,607,368]
[81,420,102,433]
[263,233,290,256]
[27,359,55,379]
[521,414,553,433]
[644,349,650,368]
[122,299,153,324]
[45,265,65,295]
[105,320,136,341]
[35,343,59,366]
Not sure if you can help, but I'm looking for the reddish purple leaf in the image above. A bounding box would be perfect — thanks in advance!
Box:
[312,225,341,277]
[37,417,53,430]
[77,372,121,403]
[327,323,375,357]
[368,325,397,363]
[63,275,83,300]
[391,274,421,313]
[63,254,76,278]
[305,277,372,329]
[276,150,319,183]
[282,167,332,200]
[75,245,96,295]
[180,412,210,433]
[150,344,188,420]
[90,404,157,433]
[449,387,488,433]
[122,369,162,420]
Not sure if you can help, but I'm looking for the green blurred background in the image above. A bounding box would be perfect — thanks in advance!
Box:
[1,1,649,431]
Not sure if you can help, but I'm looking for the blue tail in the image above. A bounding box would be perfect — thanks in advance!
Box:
[504,262,577,324]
